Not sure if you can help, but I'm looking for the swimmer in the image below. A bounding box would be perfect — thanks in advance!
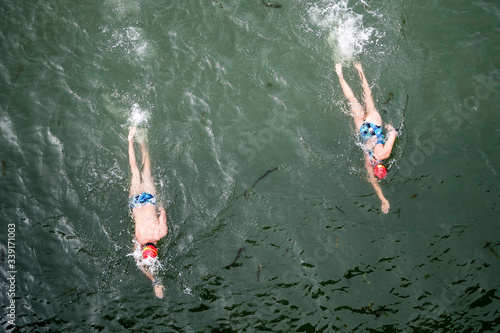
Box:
[128,126,168,298]
[335,62,398,214]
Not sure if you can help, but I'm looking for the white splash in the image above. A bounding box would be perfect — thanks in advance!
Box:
[110,26,151,59]
[309,0,375,61]
[128,103,150,126]
[127,240,163,275]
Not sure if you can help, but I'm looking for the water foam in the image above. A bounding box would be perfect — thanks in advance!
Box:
[128,240,163,275]
[308,0,375,61]
[128,103,150,126]
[110,26,152,60]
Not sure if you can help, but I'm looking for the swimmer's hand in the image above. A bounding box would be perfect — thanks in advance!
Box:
[128,126,137,141]
[385,124,397,135]
[154,284,165,299]
[381,200,390,214]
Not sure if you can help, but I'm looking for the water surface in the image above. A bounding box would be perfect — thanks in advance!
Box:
[1,0,499,332]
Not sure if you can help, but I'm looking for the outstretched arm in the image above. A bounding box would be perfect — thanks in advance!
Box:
[364,156,390,214]
[140,266,165,299]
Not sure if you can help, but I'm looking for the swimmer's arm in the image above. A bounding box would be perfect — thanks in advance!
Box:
[365,156,390,214]
[377,127,398,160]
[157,205,168,238]
[140,266,155,282]
[139,266,165,299]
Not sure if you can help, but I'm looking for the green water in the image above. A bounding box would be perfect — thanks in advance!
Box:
[1,0,499,332]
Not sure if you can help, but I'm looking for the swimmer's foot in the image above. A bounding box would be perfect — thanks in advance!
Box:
[354,62,366,80]
[128,126,137,142]
[335,63,343,77]
[139,140,149,155]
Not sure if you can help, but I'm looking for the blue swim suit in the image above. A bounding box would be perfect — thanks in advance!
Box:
[129,192,156,210]
[359,121,385,145]
[359,121,385,164]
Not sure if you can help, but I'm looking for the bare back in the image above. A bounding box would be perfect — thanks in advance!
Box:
[132,205,167,244]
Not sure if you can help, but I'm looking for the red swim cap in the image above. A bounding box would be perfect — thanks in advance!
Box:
[142,244,158,259]
[373,164,387,179]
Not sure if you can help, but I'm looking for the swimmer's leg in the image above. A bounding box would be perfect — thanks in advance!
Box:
[128,127,142,197]
[354,62,382,126]
[140,141,156,195]
[335,63,365,131]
